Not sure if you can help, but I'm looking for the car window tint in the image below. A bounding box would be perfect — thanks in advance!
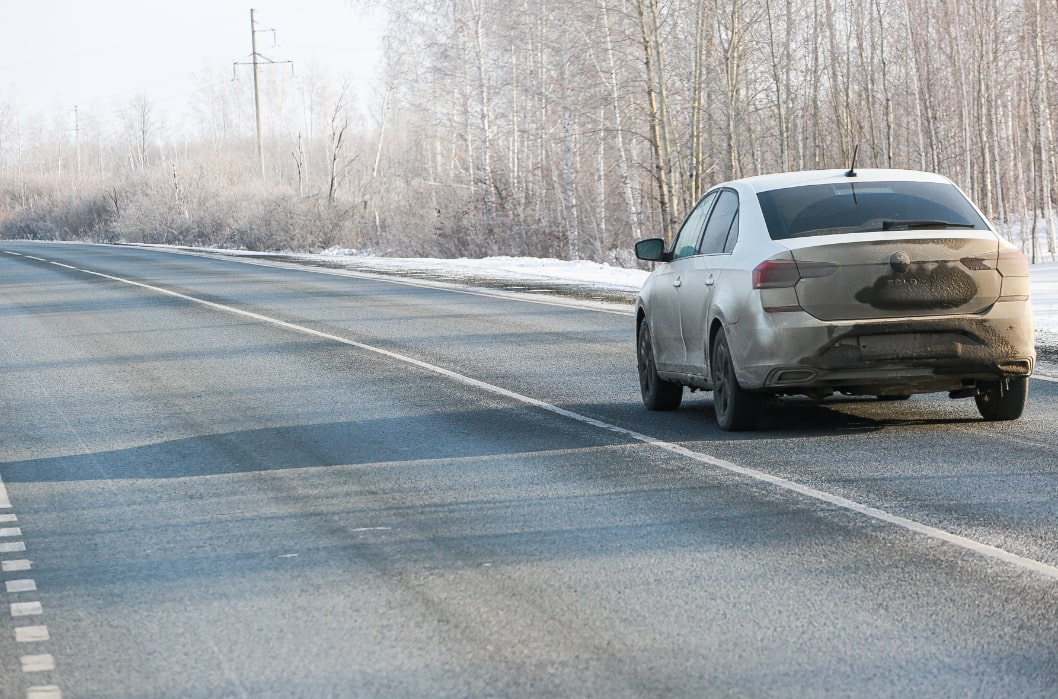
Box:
[757,181,989,240]
[671,192,716,259]
[699,190,738,254]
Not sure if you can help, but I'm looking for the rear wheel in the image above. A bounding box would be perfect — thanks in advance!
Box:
[975,376,1028,421]
[637,322,683,411]
[711,327,763,431]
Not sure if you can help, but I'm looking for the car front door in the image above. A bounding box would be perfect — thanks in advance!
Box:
[677,189,739,375]
[650,192,717,369]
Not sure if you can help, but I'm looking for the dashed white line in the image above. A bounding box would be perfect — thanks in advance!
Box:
[20,654,55,673]
[0,473,11,509]
[15,626,50,643]
[2,560,32,573]
[10,602,43,617]
[0,464,58,697]
[6,579,37,593]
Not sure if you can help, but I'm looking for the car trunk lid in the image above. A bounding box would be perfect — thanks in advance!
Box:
[788,234,1002,321]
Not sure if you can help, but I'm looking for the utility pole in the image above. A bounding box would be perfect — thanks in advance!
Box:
[235,9,293,179]
[70,106,81,180]
[250,9,264,178]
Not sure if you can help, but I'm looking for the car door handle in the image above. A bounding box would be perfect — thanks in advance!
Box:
[705,275,716,286]
[672,278,682,288]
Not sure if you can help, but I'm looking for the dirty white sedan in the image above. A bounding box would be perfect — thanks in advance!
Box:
[634,169,1035,430]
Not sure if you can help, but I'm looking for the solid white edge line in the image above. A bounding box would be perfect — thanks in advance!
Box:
[60,262,1058,583]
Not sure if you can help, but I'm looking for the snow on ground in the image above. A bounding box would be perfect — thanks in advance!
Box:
[1032,261,1058,351]
[313,249,650,291]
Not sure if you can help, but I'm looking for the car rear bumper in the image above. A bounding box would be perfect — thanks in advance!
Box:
[730,302,1036,395]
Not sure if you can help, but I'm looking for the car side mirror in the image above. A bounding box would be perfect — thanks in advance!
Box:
[635,238,670,262]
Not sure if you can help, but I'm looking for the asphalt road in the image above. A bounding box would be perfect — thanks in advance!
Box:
[2,241,1057,698]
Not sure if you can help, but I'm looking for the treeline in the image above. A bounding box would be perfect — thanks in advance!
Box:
[3,0,1058,264]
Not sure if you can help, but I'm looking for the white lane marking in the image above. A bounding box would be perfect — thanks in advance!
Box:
[47,261,78,270]
[32,257,1058,583]
[0,474,11,509]
[20,654,55,672]
[15,626,50,643]
[351,527,392,532]
[11,602,43,617]
[0,466,58,695]
[1033,373,1058,383]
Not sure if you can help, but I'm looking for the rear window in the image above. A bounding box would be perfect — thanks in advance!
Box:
[756,181,989,240]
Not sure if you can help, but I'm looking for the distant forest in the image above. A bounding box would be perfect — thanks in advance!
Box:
[3,0,1058,264]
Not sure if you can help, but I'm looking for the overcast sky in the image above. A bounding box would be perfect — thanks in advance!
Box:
[0,0,383,126]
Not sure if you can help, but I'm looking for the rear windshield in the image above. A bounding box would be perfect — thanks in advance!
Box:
[756,181,989,240]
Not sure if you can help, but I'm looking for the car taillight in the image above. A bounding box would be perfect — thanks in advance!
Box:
[752,259,837,289]
[752,260,800,288]
[996,248,1029,277]
[997,248,1031,301]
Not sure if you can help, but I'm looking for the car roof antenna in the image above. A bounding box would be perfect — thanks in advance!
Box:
[845,145,859,178]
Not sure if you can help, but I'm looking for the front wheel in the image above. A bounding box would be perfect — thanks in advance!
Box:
[637,322,683,411]
[711,327,764,431]
[975,376,1029,421]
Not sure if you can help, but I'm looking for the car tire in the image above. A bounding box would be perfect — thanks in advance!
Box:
[974,376,1028,421]
[637,322,683,411]
[711,327,763,431]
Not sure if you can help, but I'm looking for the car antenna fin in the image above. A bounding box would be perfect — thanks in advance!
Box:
[845,145,859,178]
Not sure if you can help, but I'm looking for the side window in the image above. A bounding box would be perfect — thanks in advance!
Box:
[699,189,739,255]
[671,192,716,260]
